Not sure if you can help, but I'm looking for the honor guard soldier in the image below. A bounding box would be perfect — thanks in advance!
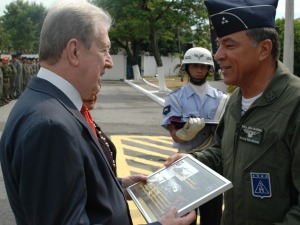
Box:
[161,47,228,225]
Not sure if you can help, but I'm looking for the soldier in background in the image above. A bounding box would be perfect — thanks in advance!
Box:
[13,53,23,98]
[22,57,30,91]
[9,56,17,99]
[33,57,40,75]
[0,59,4,106]
[1,56,12,102]
[30,58,35,78]
[27,57,33,79]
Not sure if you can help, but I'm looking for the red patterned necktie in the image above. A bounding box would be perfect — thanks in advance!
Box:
[80,105,97,137]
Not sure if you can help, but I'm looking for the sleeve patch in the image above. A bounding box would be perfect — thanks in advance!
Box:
[163,105,171,115]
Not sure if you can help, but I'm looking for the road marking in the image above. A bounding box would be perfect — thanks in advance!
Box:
[111,135,176,225]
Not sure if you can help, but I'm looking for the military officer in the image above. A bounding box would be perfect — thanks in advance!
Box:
[165,0,300,224]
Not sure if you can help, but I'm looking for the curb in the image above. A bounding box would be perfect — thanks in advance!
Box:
[125,79,169,107]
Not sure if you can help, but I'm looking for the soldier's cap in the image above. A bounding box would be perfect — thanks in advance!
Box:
[204,0,278,38]
[11,54,17,59]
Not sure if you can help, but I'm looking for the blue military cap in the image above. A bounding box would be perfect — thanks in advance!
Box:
[204,0,278,38]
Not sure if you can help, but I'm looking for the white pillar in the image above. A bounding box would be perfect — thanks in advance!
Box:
[132,65,141,81]
[157,66,167,92]
[283,0,294,73]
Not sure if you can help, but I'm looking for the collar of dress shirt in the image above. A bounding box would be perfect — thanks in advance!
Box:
[37,67,82,111]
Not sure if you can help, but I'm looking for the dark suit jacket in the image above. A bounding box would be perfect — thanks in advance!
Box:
[0,76,136,225]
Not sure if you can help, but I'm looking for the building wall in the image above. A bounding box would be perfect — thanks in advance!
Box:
[102,55,180,80]
[141,55,181,77]
[102,55,127,80]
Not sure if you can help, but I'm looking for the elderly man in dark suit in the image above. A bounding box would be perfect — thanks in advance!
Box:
[0,1,195,225]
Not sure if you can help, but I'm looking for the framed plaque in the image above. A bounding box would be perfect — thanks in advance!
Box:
[127,154,233,223]
[204,119,219,125]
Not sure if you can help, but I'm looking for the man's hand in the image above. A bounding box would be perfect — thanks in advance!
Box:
[159,207,196,225]
[121,175,147,199]
[176,117,205,141]
[167,124,184,143]
[164,153,187,167]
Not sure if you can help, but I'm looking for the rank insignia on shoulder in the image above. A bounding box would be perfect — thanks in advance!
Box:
[163,105,171,115]
[250,172,272,199]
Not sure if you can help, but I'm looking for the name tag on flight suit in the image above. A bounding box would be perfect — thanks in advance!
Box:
[239,125,263,144]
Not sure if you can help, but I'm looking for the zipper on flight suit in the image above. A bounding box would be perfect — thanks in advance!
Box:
[231,105,255,224]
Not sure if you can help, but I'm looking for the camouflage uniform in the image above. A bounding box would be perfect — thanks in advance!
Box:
[22,58,30,90]
[8,62,17,99]
[1,62,12,101]
[12,56,23,97]
[0,66,3,106]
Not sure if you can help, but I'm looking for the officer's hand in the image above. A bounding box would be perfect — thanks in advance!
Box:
[159,207,196,225]
[121,175,147,200]
[176,118,205,141]
[164,153,187,167]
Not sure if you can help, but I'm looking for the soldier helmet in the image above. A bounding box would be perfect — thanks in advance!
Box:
[181,47,215,72]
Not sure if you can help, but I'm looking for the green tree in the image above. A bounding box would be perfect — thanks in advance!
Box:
[93,0,209,83]
[276,18,300,76]
[93,0,150,80]
[294,20,300,76]
[0,20,12,53]
[2,0,47,54]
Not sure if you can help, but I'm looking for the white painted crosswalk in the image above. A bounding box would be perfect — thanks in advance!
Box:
[112,135,177,225]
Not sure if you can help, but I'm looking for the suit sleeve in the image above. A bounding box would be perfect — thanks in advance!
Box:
[15,119,90,224]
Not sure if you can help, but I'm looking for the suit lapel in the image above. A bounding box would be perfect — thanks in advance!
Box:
[28,76,124,191]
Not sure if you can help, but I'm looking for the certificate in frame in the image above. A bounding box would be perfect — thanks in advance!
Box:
[126,154,232,223]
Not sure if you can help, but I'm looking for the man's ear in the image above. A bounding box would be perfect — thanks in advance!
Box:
[258,39,272,61]
[66,38,80,66]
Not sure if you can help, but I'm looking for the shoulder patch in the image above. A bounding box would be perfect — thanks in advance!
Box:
[163,105,171,115]
[250,173,272,198]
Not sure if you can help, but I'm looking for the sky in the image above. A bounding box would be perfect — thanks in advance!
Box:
[0,0,299,18]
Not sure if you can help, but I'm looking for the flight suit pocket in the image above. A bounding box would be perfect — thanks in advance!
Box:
[242,135,291,223]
